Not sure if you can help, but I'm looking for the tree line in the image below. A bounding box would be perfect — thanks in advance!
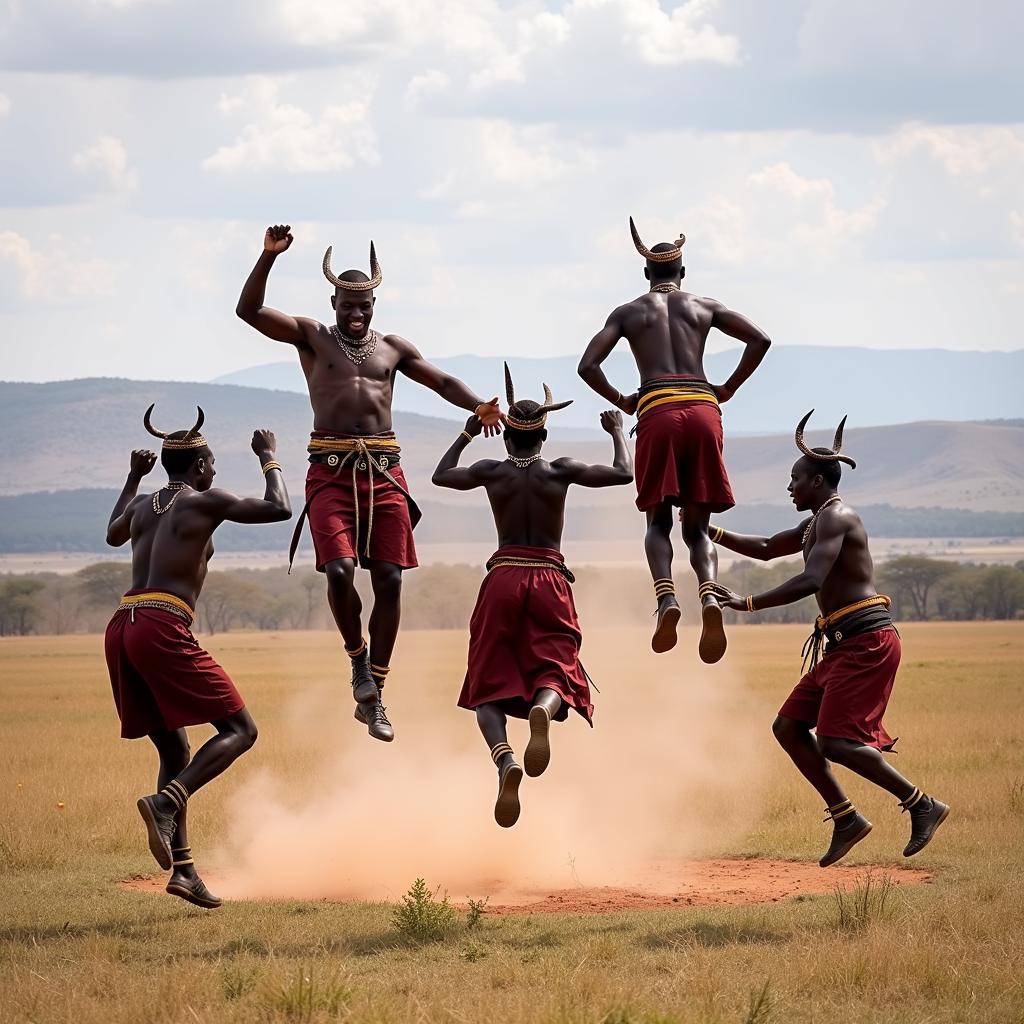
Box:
[1,556,1022,638]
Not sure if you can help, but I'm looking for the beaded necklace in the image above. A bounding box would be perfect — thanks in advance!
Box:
[330,325,379,365]
[802,494,842,546]
[650,282,680,293]
[153,481,188,516]
[507,454,542,469]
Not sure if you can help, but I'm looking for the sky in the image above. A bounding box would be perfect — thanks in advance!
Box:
[0,0,1022,383]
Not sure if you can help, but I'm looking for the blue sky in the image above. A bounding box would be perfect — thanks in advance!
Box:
[0,0,1021,382]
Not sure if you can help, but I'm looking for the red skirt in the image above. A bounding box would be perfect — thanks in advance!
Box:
[305,462,418,571]
[779,628,900,750]
[104,590,244,739]
[634,400,735,512]
[459,546,593,724]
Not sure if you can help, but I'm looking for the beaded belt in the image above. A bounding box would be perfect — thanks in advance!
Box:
[116,592,194,625]
[801,595,893,671]
[485,555,576,584]
[290,432,420,571]
[637,378,718,418]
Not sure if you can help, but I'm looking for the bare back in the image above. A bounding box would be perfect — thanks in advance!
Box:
[478,460,580,551]
[617,290,716,381]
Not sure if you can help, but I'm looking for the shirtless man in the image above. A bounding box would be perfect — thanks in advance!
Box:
[578,218,771,663]
[433,366,633,826]
[104,407,291,906]
[236,225,501,743]
[714,412,950,866]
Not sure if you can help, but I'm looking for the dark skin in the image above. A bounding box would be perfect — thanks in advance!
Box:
[433,409,632,773]
[236,225,503,688]
[106,432,291,879]
[713,456,916,808]
[578,256,771,616]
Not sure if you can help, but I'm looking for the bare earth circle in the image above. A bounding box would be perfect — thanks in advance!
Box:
[121,858,933,915]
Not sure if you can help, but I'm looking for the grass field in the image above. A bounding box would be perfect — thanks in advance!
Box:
[2,622,1023,1023]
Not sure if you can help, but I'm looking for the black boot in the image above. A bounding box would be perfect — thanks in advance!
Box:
[350,649,377,703]
[819,800,872,867]
[902,789,950,857]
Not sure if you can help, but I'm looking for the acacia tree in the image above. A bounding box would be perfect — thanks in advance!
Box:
[878,556,955,620]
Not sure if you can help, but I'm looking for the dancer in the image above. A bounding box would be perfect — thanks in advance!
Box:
[236,225,502,742]
[713,412,950,865]
[104,408,291,906]
[578,218,771,662]
[433,366,633,826]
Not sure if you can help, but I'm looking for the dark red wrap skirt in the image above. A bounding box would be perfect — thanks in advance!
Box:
[104,590,244,739]
[459,546,593,724]
[779,627,900,751]
[634,398,735,513]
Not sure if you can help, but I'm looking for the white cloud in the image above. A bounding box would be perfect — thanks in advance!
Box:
[71,135,138,191]
[0,93,11,117]
[405,70,450,107]
[202,80,378,174]
[0,231,115,301]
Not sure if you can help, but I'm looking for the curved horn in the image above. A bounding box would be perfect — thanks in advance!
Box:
[832,415,848,455]
[673,232,687,249]
[794,409,817,459]
[143,403,170,440]
[629,216,654,260]
[542,383,553,407]
[367,240,382,289]
[503,362,516,407]
[183,406,205,441]
[836,454,857,469]
[322,245,343,287]
[537,399,574,413]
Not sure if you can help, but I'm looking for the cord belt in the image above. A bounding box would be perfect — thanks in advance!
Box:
[630,378,719,435]
[801,595,894,671]
[115,592,194,625]
[485,555,576,584]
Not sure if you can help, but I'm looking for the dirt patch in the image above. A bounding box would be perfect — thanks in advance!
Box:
[121,857,933,915]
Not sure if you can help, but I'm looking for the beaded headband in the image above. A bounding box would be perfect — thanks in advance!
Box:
[323,241,382,292]
[144,404,208,450]
[503,362,573,430]
[795,410,856,469]
[630,216,686,263]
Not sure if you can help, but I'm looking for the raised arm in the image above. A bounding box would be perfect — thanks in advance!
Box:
[106,449,157,546]
[706,300,771,402]
[552,410,633,488]
[724,510,846,612]
[199,430,292,525]
[578,310,637,414]
[710,520,808,561]
[394,337,502,436]
[432,416,500,490]
[235,226,314,346]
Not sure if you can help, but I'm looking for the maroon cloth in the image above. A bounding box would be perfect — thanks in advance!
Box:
[779,627,900,751]
[459,546,593,724]
[104,590,244,739]
[634,388,735,512]
[305,461,418,571]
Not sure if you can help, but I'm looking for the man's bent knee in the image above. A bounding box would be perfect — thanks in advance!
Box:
[818,736,859,764]
[772,715,808,748]
[325,559,356,590]
[372,564,403,600]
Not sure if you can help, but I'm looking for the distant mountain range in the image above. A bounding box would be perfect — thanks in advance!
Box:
[212,346,1024,433]
[1,378,1021,516]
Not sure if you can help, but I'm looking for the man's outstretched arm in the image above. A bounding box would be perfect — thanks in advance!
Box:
[106,449,157,546]
[710,521,808,562]
[553,410,633,487]
[432,416,499,490]
[395,338,502,435]
[723,512,846,611]
[199,431,292,524]
[235,225,313,345]
[578,311,637,414]
[706,301,771,402]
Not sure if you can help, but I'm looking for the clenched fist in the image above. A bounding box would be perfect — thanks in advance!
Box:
[264,225,293,254]
[600,410,623,433]
[251,429,277,457]
[129,449,157,478]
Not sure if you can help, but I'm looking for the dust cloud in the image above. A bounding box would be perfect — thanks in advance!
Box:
[212,622,770,904]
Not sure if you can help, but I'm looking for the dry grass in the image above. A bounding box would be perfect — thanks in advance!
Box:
[2,622,1024,1022]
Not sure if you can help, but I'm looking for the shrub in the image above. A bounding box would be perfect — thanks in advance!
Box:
[392,878,459,943]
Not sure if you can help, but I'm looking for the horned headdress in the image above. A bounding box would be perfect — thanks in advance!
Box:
[629,216,686,262]
[503,362,573,430]
[143,404,208,450]
[794,410,856,469]
[322,240,382,292]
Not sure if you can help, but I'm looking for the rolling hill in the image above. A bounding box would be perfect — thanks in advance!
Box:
[212,346,1024,433]
[1,378,1021,517]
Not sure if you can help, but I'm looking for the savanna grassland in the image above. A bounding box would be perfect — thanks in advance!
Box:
[2,622,1023,1023]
